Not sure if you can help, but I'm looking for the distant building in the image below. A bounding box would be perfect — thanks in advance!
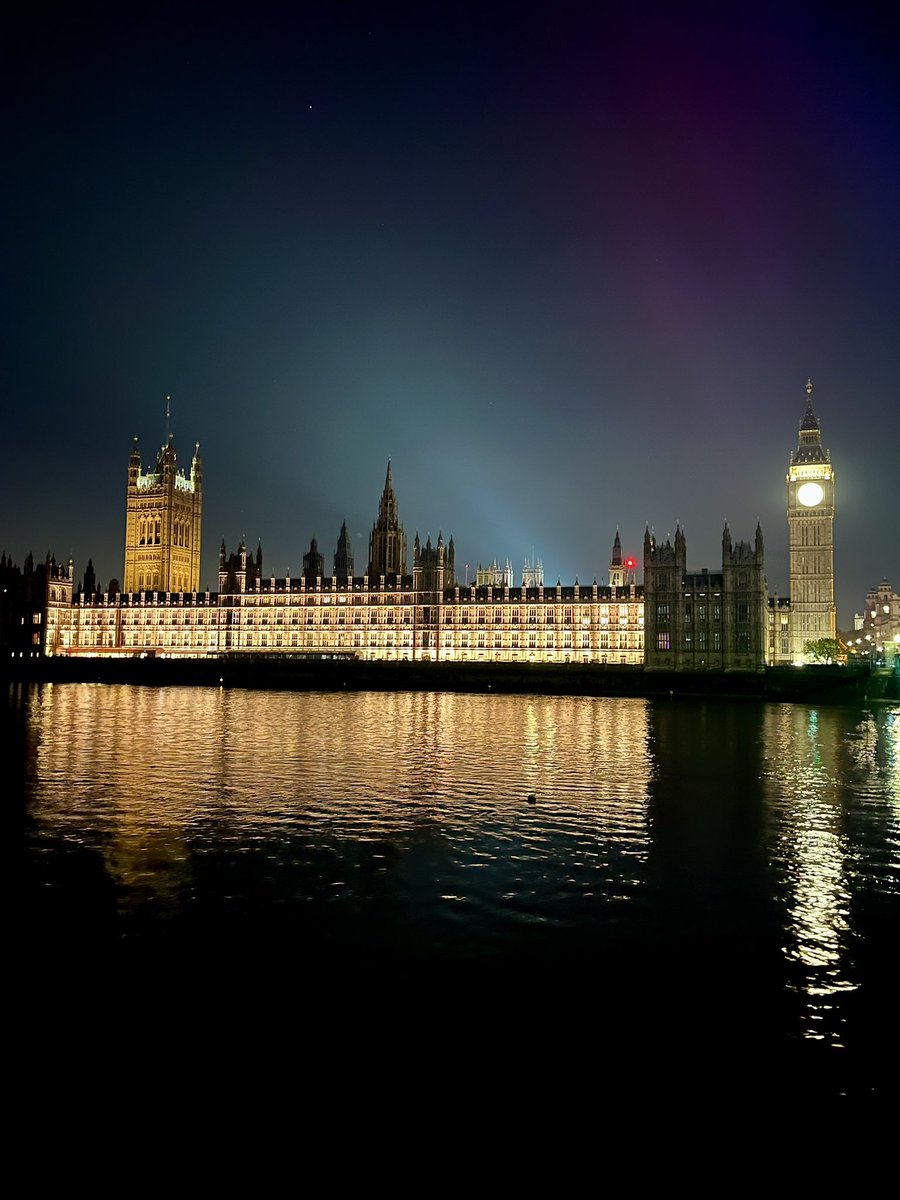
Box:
[476,559,513,587]
[852,579,900,659]
[521,555,543,588]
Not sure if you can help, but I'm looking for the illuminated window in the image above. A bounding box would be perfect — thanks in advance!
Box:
[657,633,670,650]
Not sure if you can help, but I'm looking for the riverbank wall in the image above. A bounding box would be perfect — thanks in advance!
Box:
[4,655,894,704]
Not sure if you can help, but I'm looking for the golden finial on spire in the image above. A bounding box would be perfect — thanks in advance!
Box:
[806,378,813,396]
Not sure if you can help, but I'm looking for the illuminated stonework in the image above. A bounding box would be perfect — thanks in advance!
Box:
[43,574,646,664]
[786,380,836,661]
[35,437,790,670]
[123,432,203,594]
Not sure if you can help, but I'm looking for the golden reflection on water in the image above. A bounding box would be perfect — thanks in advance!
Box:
[762,703,900,1045]
[25,684,653,921]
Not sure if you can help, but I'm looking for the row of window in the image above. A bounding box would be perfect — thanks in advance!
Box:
[655,631,752,652]
[103,627,645,652]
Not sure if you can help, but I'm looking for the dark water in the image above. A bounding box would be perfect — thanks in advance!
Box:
[13,683,899,1100]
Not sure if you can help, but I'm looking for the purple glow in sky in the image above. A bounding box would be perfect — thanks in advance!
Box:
[2,1,897,626]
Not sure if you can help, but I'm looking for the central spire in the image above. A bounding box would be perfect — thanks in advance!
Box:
[368,460,407,577]
[377,459,398,526]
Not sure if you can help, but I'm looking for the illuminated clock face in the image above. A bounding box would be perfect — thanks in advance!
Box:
[797,481,825,507]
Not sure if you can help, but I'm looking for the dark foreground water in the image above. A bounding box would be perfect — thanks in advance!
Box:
[12,683,899,1102]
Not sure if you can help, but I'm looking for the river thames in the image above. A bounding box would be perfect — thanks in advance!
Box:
[13,682,898,1101]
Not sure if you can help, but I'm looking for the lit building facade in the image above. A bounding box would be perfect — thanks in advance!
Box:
[123,428,203,594]
[43,563,646,665]
[31,413,808,673]
[852,579,900,663]
[785,380,836,660]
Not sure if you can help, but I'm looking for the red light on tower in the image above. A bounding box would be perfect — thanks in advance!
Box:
[624,556,636,570]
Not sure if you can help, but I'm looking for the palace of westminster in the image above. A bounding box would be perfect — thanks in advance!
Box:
[5,381,873,671]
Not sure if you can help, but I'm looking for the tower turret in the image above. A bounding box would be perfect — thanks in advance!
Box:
[609,530,624,587]
[333,521,354,581]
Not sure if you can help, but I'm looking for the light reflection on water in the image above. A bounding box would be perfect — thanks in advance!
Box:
[16,682,900,1082]
[761,703,899,1048]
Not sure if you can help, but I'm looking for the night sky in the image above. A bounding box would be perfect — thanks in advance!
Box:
[3,1,897,627]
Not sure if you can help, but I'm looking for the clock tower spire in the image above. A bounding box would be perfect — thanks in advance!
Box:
[786,379,836,662]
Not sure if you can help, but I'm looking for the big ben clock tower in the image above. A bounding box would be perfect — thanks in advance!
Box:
[787,379,836,662]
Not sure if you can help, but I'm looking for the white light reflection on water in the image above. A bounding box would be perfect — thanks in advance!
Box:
[763,702,900,1046]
